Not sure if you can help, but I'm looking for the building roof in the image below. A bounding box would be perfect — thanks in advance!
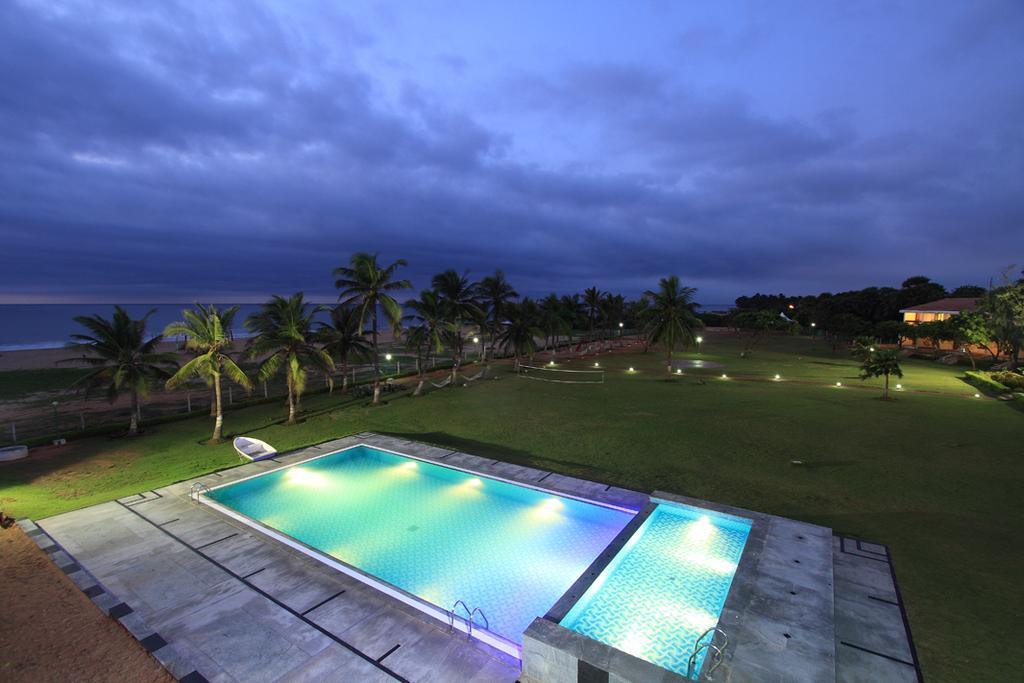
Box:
[899,297,981,313]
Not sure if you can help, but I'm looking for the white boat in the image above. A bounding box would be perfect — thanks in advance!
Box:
[233,437,277,462]
[0,445,28,463]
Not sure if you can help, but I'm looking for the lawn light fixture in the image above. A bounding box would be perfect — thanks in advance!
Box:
[675,368,682,375]
[974,393,981,398]
[721,374,728,379]
[548,360,555,367]
[896,383,903,390]
[594,362,600,368]
[774,374,781,380]
[385,353,393,361]
[628,367,635,372]
[836,381,842,387]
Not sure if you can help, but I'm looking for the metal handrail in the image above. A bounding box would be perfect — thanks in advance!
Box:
[189,482,210,503]
[687,627,728,679]
[469,606,489,632]
[448,600,473,637]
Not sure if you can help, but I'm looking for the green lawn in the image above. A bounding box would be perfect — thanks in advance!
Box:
[1,334,1019,682]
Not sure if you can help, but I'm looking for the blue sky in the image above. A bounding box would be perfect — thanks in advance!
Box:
[1,0,1022,303]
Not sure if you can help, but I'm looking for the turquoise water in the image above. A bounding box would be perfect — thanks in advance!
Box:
[561,503,751,679]
[207,445,634,647]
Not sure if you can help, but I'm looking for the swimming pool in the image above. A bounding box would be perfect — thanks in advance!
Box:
[203,444,635,656]
[560,502,751,678]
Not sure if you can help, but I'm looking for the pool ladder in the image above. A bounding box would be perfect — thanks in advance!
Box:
[447,600,489,639]
[189,482,210,503]
[687,626,728,679]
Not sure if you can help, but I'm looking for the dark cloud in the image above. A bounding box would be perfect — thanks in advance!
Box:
[0,0,1022,305]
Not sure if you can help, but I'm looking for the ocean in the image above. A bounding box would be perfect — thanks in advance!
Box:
[0,304,270,352]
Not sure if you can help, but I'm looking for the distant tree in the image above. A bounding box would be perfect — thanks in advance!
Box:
[583,286,605,336]
[914,320,953,351]
[952,309,996,368]
[403,290,448,395]
[873,320,903,345]
[477,269,517,364]
[899,275,947,309]
[164,304,252,442]
[734,310,797,356]
[317,305,372,395]
[334,253,412,405]
[860,349,903,400]
[432,269,483,383]
[950,285,986,298]
[497,301,543,369]
[850,335,877,362]
[642,276,703,372]
[539,293,570,356]
[64,307,176,436]
[982,281,1024,369]
[246,294,334,424]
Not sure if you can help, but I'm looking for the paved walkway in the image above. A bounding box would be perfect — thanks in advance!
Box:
[37,433,645,682]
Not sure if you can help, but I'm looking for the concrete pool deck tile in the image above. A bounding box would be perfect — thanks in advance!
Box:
[836,641,918,683]
[335,604,439,660]
[277,643,397,683]
[305,591,389,641]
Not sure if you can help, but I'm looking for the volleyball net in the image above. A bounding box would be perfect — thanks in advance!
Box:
[516,364,605,384]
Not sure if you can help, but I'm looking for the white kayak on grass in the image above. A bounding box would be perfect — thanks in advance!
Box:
[233,437,277,462]
[0,445,28,462]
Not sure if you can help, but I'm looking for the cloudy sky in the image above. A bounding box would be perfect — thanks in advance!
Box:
[1,0,1022,304]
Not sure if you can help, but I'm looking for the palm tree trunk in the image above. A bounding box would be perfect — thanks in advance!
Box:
[286,374,296,424]
[667,348,672,373]
[210,387,217,416]
[128,390,139,435]
[212,372,224,442]
[371,307,381,405]
[341,361,349,394]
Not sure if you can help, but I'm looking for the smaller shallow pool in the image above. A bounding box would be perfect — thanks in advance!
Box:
[560,502,751,678]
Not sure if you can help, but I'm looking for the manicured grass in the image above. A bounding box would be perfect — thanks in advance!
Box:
[0,334,1018,682]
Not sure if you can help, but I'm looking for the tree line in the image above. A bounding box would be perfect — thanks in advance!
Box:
[63,253,703,442]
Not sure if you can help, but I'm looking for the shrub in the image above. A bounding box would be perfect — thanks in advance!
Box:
[991,371,1024,391]
[964,371,1010,394]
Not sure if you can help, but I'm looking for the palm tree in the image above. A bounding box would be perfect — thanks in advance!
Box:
[539,293,569,356]
[559,294,586,341]
[317,304,372,396]
[404,290,448,396]
[64,306,176,436]
[642,276,703,373]
[860,349,903,400]
[432,269,482,383]
[246,294,334,424]
[478,269,518,363]
[497,301,543,370]
[583,286,604,337]
[164,304,252,443]
[334,253,412,404]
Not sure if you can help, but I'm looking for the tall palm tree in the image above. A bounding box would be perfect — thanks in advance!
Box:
[860,349,903,400]
[164,304,252,443]
[334,253,412,405]
[478,269,518,363]
[642,276,703,373]
[583,286,604,337]
[404,290,448,396]
[64,306,176,436]
[560,294,586,340]
[246,293,334,424]
[317,304,372,396]
[497,301,543,370]
[540,293,569,356]
[432,269,482,383]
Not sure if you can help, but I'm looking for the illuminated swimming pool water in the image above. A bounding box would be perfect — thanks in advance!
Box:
[560,502,751,678]
[205,445,634,652]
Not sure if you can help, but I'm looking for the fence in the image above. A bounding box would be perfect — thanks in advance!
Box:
[2,334,642,446]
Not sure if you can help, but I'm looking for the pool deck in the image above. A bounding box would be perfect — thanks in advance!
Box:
[30,432,645,682]
[27,433,919,682]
